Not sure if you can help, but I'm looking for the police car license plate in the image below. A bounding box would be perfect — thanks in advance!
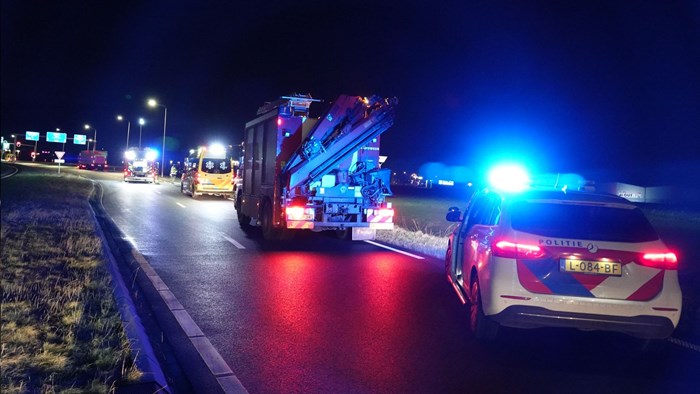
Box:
[560,259,622,276]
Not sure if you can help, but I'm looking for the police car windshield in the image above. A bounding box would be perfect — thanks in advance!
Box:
[509,201,659,242]
[201,158,230,174]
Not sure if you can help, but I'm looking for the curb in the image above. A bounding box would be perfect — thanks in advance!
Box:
[87,177,247,393]
[88,181,170,392]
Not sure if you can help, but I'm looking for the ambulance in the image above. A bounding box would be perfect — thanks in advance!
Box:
[180,144,235,199]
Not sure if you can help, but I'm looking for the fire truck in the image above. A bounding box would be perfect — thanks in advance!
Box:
[123,148,158,183]
[234,94,397,241]
[78,150,108,171]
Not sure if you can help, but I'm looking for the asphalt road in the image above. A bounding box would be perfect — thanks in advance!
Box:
[8,163,700,393]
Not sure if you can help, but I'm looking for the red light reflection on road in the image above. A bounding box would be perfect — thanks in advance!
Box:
[247,250,415,391]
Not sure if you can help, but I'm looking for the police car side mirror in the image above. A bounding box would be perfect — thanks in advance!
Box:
[446,206,461,222]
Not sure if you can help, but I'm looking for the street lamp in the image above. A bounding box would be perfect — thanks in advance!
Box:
[56,128,66,151]
[117,115,131,150]
[147,98,167,177]
[84,124,97,152]
[138,118,145,148]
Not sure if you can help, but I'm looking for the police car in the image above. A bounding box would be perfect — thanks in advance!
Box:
[444,166,681,340]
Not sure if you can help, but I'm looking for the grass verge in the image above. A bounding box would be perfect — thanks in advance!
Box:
[1,172,139,393]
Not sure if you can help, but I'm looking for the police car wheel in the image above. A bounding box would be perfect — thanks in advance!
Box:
[469,277,499,340]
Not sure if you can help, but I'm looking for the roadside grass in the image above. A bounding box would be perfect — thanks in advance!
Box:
[377,191,465,258]
[1,173,139,393]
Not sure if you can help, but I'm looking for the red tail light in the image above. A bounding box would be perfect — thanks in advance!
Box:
[492,240,546,259]
[640,252,678,270]
[194,172,200,185]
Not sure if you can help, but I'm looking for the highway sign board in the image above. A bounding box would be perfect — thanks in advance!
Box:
[73,134,87,145]
[25,131,40,141]
[47,132,67,143]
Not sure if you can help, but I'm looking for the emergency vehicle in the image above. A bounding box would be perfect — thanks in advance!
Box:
[78,150,108,170]
[123,148,158,183]
[444,165,682,340]
[180,144,235,199]
[234,94,397,241]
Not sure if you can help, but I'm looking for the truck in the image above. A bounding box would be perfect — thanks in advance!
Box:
[234,94,397,241]
[123,148,158,183]
[78,150,108,170]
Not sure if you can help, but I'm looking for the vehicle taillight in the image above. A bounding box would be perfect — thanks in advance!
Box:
[640,252,678,270]
[492,240,546,259]
[286,206,314,221]
[194,172,199,185]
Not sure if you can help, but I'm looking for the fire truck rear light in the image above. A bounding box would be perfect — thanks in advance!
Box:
[286,206,314,221]
[641,252,678,270]
[493,240,546,259]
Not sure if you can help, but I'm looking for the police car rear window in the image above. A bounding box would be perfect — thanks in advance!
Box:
[201,158,231,174]
[509,201,658,242]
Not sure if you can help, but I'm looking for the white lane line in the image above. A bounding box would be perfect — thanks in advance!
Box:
[668,337,700,353]
[176,202,186,208]
[220,232,246,249]
[364,240,425,260]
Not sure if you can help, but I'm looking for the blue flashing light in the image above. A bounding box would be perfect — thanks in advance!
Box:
[488,164,530,192]
[145,149,158,161]
[208,143,226,156]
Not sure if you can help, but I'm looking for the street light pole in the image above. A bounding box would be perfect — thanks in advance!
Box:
[147,99,168,177]
[117,115,131,150]
[57,128,65,151]
[161,106,167,177]
[84,124,97,153]
[138,118,145,149]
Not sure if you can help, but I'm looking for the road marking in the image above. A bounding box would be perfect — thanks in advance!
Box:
[176,202,186,208]
[220,232,246,249]
[364,240,425,260]
[668,337,700,353]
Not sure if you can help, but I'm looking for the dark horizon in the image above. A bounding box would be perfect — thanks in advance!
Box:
[2,1,699,186]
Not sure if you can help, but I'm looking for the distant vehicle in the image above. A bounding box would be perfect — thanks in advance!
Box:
[181,144,235,199]
[78,150,108,171]
[123,148,158,183]
[2,152,16,162]
[234,94,397,241]
[444,166,682,340]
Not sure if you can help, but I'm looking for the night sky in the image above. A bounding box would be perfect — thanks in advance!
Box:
[2,1,699,186]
